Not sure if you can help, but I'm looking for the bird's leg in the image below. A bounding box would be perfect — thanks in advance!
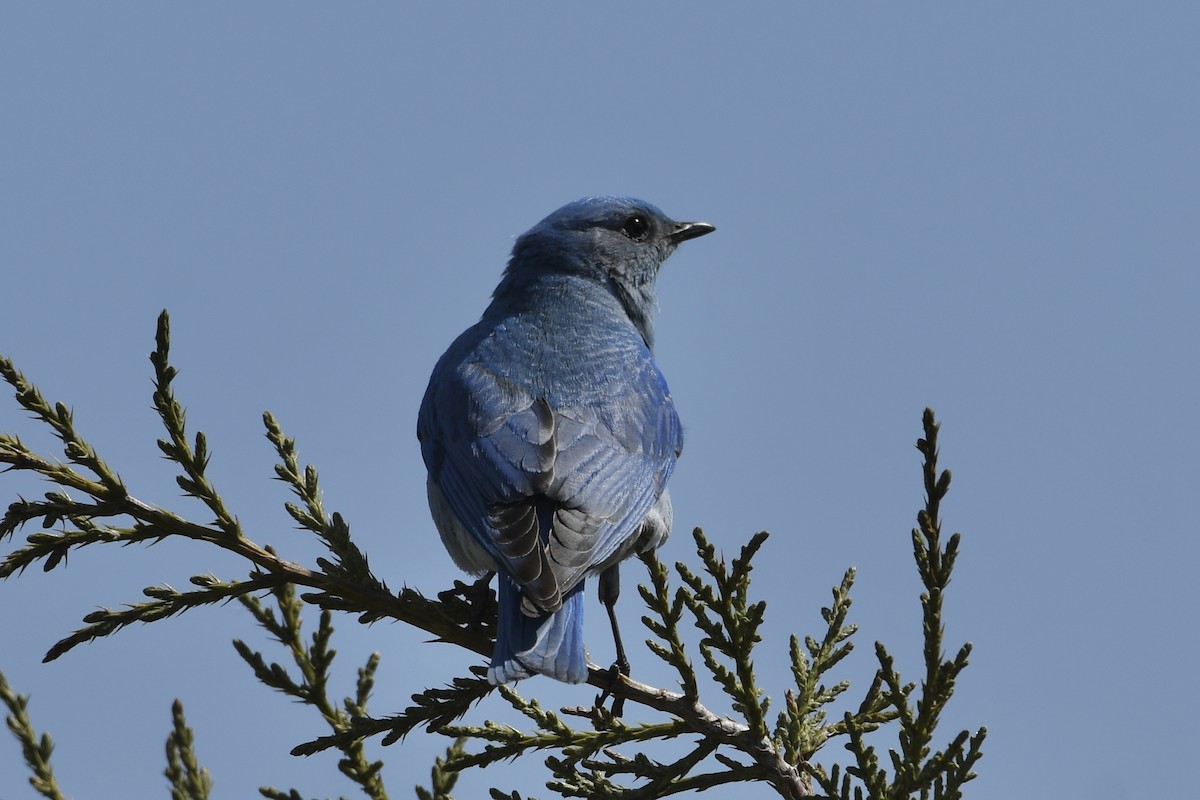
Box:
[437,571,496,630]
[594,564,629,716]
[600,565,631,675]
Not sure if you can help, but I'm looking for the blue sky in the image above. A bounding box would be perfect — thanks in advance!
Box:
[2,4,1197,798]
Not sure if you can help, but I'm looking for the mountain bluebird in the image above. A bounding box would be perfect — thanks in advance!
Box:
[418,196,714,685]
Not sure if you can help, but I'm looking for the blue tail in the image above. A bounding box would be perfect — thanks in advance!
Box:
[489,576,588,684]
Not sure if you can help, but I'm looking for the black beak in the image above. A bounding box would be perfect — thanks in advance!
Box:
[668,221,716,243]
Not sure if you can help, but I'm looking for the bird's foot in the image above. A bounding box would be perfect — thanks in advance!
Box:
[594,659,631,717]
[437,572,496,630]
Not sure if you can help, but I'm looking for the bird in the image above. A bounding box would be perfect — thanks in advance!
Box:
[417,196,714,685]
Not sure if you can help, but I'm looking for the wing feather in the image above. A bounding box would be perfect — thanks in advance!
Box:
[419,322,682,617]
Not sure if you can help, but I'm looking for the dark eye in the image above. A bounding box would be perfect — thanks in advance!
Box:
[621,215,650,241]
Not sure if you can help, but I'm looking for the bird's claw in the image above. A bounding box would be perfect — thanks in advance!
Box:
[437,573,496,630]
[594,661,630,717]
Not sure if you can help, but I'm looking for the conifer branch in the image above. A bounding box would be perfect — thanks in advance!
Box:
[293,667,497,755]
[676,529,770,738]
[0,358,124,496]
[45,571,286,662]
[415,737,467,800]
[264,411,379,590]
[1,316,485,663]
[807,409,986,799]
[1,317,984,799]
[150,313,241,538]
[165,699,213,800]
[234,579,388,800]
[258,789,308,800]
[637,549,698,699]
[0,669,66,800]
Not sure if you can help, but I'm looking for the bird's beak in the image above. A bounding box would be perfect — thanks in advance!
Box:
[668,221,716,243]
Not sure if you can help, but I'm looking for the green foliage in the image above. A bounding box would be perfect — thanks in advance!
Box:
[166,700,214,800]
[0,670,66,800]
[414,738,467,800]
[0,313,985,798]
[802,410,987,800]
[236,582,388,800]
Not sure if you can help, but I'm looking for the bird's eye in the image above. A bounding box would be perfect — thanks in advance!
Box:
[621,215,650,241]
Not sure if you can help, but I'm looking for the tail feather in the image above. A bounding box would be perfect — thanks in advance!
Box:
[490,576,588,684]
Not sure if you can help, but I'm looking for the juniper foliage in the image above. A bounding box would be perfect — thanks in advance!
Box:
[1,313,985,798]
[0,670,65,800]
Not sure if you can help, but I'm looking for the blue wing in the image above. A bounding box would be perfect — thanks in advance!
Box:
[418,319,682,614]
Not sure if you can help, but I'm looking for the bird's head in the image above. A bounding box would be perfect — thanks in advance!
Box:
[499,196,714,344]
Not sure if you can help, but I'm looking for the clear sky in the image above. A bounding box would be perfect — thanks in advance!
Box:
[2,4,1197,798]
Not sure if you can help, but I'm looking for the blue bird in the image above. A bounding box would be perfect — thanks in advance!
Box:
[418,196,714,685]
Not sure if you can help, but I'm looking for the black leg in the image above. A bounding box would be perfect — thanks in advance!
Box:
[595,564,629,716]
[599,564,630,675]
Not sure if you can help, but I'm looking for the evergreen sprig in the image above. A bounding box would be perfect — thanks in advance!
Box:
[234,578,388,800]
[0,313,483,663]
[293,667,497,756]
[415,738,468,800]
[774,567,896,769]
[0,357,124,496]
[45,571,287,662]
[264,411,378,591]
[437,682,711,797]
[806,409,986,799]
[0,315,984,799]
[258,789,309,800]
[0,669,66,800]
[151,313,241,538]
[637,548,697,699]
[165,699,213,800]
[676,529,770,737]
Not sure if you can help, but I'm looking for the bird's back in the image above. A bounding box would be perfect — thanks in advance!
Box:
[419,273,682,608]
